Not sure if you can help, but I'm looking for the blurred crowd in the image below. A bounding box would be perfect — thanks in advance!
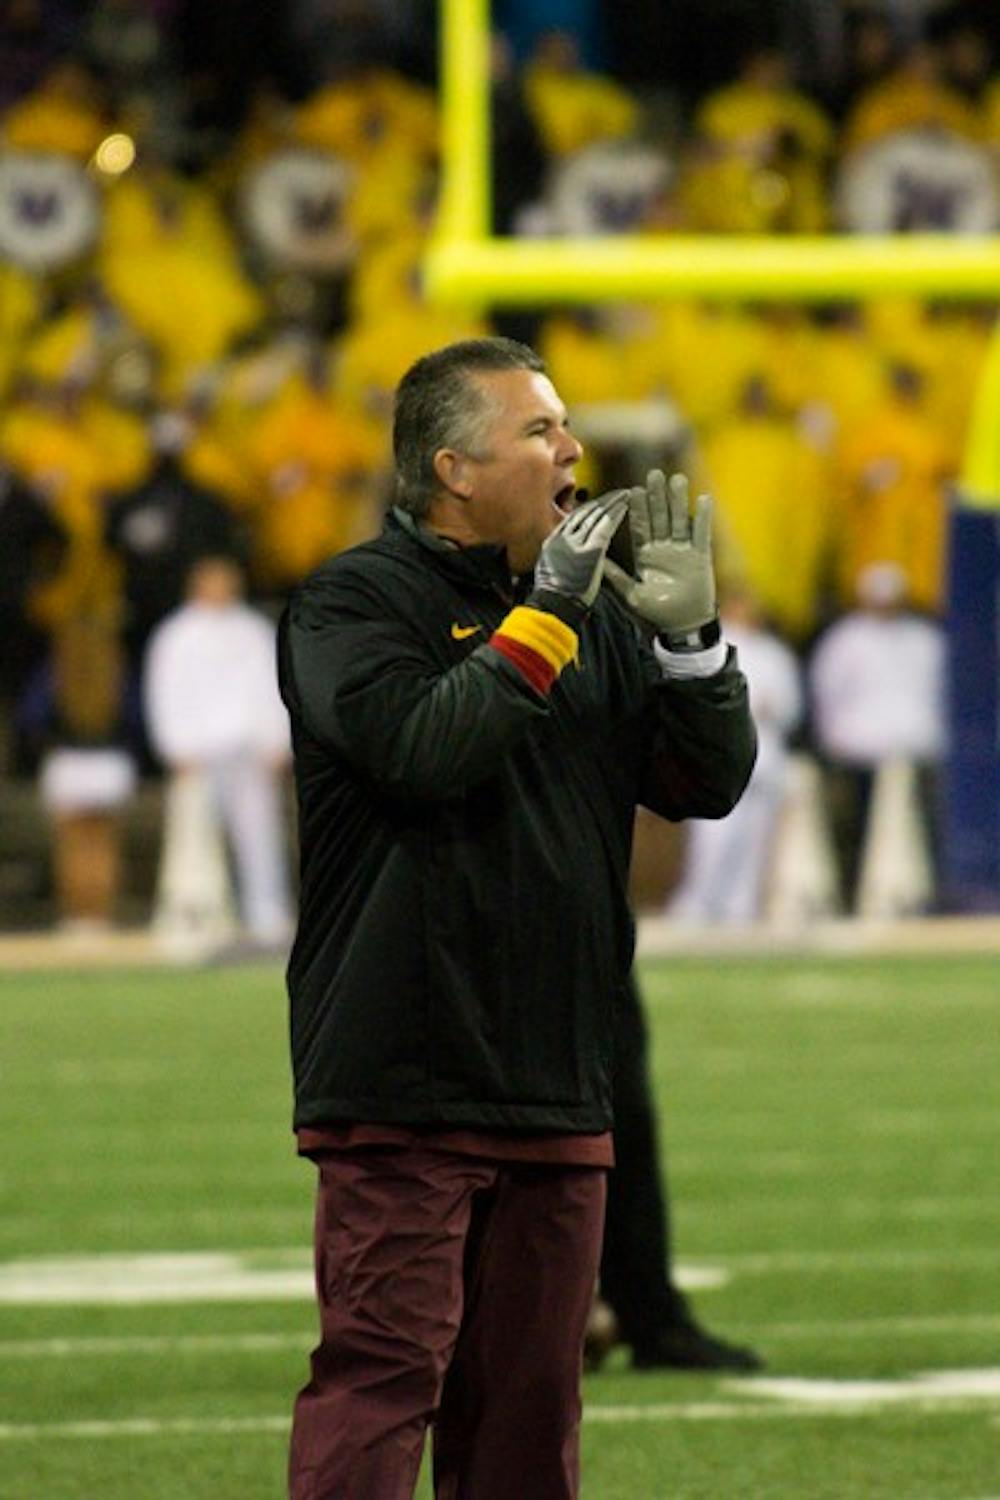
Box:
[0,0,997,933]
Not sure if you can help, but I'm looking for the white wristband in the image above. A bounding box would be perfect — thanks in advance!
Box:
[653,637,728,680]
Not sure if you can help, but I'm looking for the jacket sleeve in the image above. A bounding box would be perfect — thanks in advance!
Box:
[639,648,758,821]
[279,572,566,801]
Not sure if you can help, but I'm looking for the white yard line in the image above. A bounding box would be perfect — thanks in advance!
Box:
[742,1369,1000,1406]
[719,1247,1000,1273]
[677,1197,999,1223]
[5,1315,1000,1362]
[0,1331,310,1358]
[0,1252,313,1305]
[2,915,999,972]
[3,1244,999,1306]
[636,914,1000,958]
[0,1250,721,1305]
[0,1415,291,1442]
[3,1369,1000,1443]
[747,1314,1000,1340]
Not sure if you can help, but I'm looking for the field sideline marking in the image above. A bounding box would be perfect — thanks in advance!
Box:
[636,914,1000,958]
[5,1315,1000,1361]
[2,915,1000,971]
[0,1252,311,1306]
[3,1245,1000,1305]
[3,1368,1000,1443]
[749,1314,1000,1340]
[0,1332,309,1358]
[720,1247,1000,1272]
[0,1251,721,1305]
[679,1195,998,1224]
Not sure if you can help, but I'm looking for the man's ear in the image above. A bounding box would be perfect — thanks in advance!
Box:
[433,448,473,500]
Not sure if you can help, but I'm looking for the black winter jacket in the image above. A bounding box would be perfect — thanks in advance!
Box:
[278,510,756,1135]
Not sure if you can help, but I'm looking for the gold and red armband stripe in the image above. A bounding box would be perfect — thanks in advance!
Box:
[489,605,579,695]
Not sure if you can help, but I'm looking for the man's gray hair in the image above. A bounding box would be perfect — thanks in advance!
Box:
[392,337,545,518]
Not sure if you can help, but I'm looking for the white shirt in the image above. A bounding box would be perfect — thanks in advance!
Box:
[144,601,290,765]
[808,611,946,765]
[725,621,802,784]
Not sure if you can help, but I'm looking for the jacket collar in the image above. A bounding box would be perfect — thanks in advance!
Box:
[389,506,523,598]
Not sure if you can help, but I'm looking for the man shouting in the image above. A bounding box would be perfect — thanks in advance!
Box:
[278,336,756,1499]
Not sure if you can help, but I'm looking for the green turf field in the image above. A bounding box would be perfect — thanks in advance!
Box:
[1,954,997,1499]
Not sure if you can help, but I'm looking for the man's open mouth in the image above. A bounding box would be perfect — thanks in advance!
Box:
[553,482,582,514]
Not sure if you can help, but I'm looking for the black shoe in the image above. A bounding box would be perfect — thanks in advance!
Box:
[583,1297,621,1372]
[631,1321,763,1373]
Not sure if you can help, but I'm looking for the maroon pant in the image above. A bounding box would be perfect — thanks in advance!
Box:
[289,1146,607,1499]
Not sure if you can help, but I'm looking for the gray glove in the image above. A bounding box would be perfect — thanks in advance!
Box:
[533,489,630,609]
[603,470,718,643]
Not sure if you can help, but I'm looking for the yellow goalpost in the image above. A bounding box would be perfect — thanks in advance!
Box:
[424,0,1000,910]
[426,0,1000,498]
[425,0,1000,307]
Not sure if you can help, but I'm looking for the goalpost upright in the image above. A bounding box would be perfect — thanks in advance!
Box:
[424,0,1000,909]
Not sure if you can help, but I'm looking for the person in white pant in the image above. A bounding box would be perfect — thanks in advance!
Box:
[668,586,803,924]
[144,554,293,947]
[807,561,946,914]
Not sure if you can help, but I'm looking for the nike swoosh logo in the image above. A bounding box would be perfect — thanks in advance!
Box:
[451,623,482,641]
